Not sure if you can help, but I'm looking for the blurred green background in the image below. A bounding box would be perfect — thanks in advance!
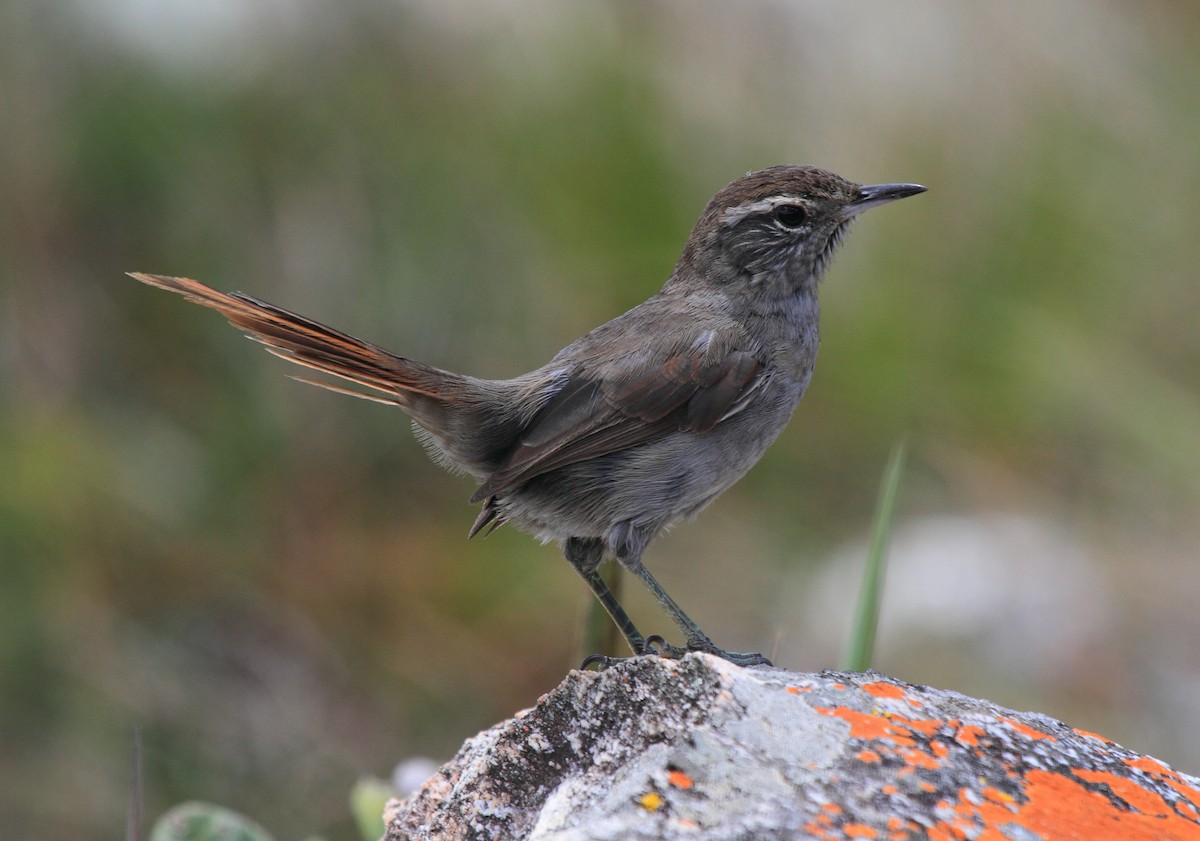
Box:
[3,1,1200,838]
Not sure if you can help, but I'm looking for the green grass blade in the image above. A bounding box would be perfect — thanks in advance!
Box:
[843,441,907,672]
[127,726,143,841]
[350,776,395,841]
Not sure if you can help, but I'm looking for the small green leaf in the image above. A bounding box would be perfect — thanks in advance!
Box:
[350,776,396,841]
[149,802,275,841]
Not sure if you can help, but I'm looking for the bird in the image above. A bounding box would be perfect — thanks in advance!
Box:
[129,164,925,667]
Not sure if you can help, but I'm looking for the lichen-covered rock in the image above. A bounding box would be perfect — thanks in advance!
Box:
[385,655,1200,840]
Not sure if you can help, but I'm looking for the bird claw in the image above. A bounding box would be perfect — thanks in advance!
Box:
[644,634,685,658]
[579,635,683,670]
[581,637,772,670]
[709,648,773,668]
[579,652,619,671]
[651,634,774,667]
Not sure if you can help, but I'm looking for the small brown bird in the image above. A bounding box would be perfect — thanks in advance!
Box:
[130,164,925,667]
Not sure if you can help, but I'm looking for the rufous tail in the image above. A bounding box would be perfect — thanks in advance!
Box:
[127,273,466,407]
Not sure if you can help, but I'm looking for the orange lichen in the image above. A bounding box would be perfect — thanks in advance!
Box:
[814,706,918,746]
[1076,768,1176,815]
[666,770,693,790]
[800,682,1198,839]
[998,717,1055,741]
[954,724,984,747]
[905,718,943,737]
[862,681,908,700]
[1126,755,1172,775]
[948,768,1200,840]
[1125,756,1200,812]
[899,748,942,770]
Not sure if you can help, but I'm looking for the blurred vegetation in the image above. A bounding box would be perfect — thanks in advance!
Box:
[149,802,277,841]
[3,2,1200,838]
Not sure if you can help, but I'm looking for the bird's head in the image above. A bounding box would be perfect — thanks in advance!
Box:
[674,165,926,295]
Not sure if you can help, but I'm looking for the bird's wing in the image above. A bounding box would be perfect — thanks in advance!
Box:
[469,346,763,504]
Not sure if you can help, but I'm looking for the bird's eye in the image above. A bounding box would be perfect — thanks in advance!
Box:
[773,204,808,228]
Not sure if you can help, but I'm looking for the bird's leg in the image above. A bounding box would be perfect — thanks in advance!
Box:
[612,522,773,668]
[565,537,649,665]
[582,563,626,660]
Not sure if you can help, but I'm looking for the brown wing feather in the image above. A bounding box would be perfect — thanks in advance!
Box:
[470,349,762,502]
[683,351,761,431]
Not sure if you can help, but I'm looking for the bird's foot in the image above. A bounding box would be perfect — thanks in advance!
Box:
[580,636,772,670]
[646,634,773,668]
[579,652,621,671]
[576,638,662,671]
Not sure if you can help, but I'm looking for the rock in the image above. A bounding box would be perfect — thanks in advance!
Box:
[385,654,1200,840]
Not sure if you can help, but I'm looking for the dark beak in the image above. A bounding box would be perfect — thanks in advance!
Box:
[845,182,927,216]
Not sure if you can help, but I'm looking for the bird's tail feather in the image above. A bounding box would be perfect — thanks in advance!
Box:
[127,273,467,408]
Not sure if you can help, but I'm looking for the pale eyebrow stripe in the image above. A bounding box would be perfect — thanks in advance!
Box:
[721,195,805,227]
